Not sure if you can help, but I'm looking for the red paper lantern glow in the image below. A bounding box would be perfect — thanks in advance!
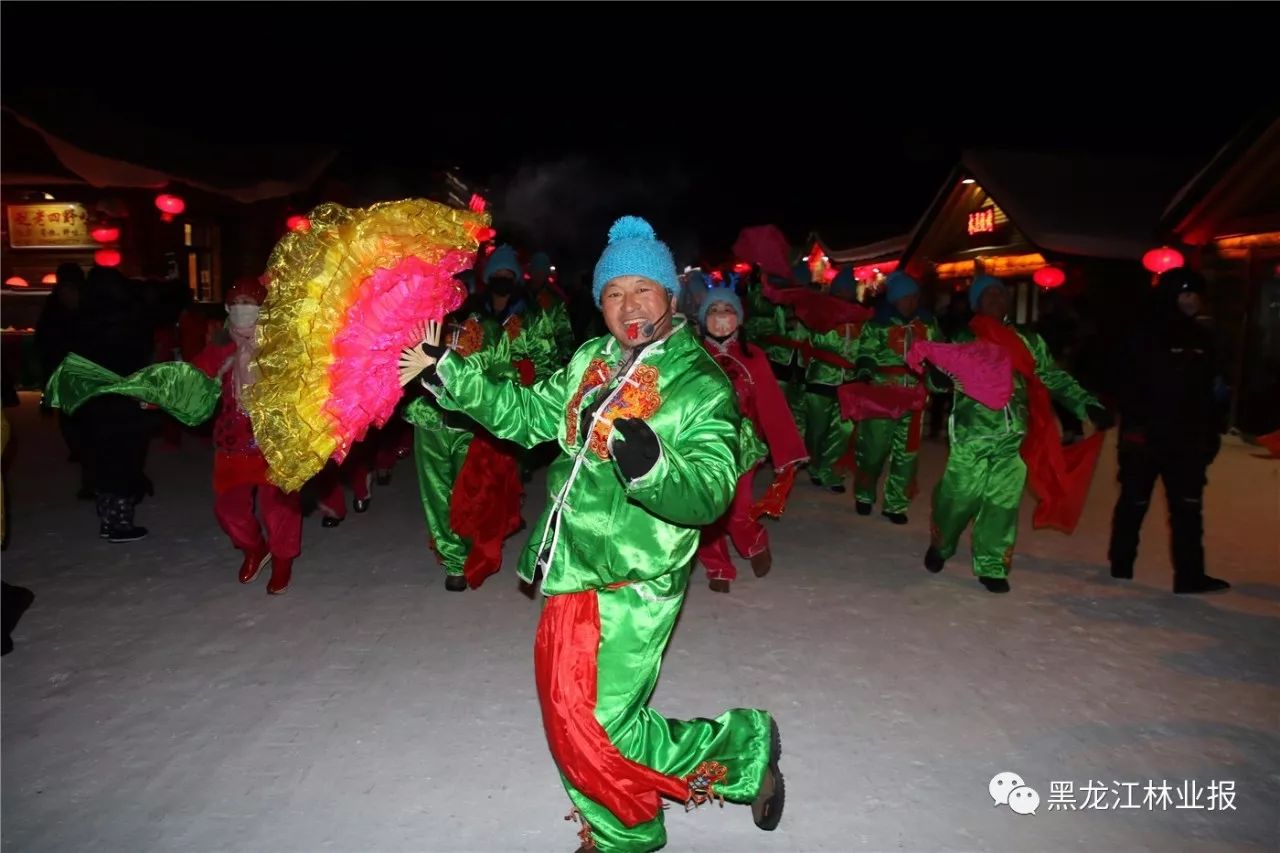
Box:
[155,194,186,221]
[94,249,122,268]
[1142,246,1184,275]
[1033,266,1066,289]
[91,225,121,243]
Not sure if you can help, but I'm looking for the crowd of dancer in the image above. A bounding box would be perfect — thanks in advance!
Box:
[4,213,1234,851]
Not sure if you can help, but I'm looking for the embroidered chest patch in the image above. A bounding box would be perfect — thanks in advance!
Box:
[564,359,662,459]
[453,317,485,357]
[504,315,522,341]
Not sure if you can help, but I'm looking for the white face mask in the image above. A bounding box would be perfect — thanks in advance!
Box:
[706,312,739,338]
[227,304,260,328]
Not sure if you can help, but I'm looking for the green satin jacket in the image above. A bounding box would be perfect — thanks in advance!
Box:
[432,318,762,595]
[949,325,1097,444]
[856,315,942,388]
[803,323,862,386]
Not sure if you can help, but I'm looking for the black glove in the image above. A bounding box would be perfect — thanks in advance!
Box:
[419,338,449,362]
[1087,404,1114,431]
[609,418,661,481]
[923,360,953,391]
[409,339,450,388]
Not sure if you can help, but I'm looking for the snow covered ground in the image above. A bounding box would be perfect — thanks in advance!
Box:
[4,394,1278,852]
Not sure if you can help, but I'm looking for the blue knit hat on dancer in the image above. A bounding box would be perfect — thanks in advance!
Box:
[968,274,1007,310]
[885,271,920,303]
[829,266,857,302]
[698,287,743,326]
[485,244,522,283]
[592,216,681,305]
[528,251,552,277]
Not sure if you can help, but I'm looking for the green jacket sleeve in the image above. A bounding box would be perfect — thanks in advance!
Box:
[617,385,741,527]
[433,350,570,449]
[1027,330,1098,419]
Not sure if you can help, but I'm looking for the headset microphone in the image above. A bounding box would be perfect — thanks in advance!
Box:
[639,302,673,339]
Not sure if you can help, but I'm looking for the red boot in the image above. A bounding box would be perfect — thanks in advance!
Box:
[266,558,293,595]
[239,548,271,584]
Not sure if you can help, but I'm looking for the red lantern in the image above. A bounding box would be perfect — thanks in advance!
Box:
[94,249,122,268]
[155,194,186,221]
[1142,246,1184,275]
[42,273,58,285]
[286,215,311,233]
[1033,266,1066,289]
[91,225,121,243]
[732,261,752,274]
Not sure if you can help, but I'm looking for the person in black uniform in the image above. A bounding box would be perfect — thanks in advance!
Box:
[1108,268,1231,594]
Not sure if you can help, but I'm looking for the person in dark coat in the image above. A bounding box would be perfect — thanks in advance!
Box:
[1108,268,1231,594]
[35,263,94,496]
[71,266,155,542]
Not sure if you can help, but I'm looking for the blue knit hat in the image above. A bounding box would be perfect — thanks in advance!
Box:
[485,244,522,283]
[528,251,552,276]
[829,266,857,302]
[592,216,680,304]
[968,274,1007,310]
[699,287,743,326]
[885,271,920,303]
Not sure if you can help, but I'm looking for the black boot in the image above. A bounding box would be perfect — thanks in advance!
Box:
[752,718,785,831]
[1173,575,1231,595]
[829,484,846,494]
[979,577,1011,594]
[1110,563,1134,580]
[882,511,908,525]
[924,547,946,573]
[321,516,342,529]
[353,497,371,514]
[444,575,467,592]
[855,501,872,516]
[375,469,392,487]
[98,495,148,543]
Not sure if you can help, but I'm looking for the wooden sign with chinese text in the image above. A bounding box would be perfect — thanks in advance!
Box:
[6,203,95,249]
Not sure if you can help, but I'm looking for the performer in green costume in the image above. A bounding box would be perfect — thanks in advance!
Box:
[412,217,783,853]
[746,263,811,437]
[926,276,1099,593]
[852,271,940,523]
[404,245,528,591]
[803,267,863,492]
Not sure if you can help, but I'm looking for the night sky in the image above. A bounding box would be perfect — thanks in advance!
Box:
[3,4,1274,271]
